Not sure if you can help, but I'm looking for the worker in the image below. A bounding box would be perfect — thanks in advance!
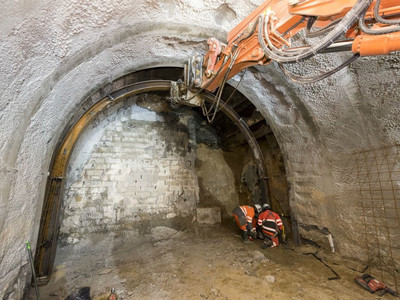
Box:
[257,203,284,248]
[108,287,118,300]
[232,204,262,243]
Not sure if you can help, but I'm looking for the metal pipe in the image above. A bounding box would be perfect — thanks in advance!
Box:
[26,241,40,300]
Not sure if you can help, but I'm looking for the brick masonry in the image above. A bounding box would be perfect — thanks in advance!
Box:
[60,103,238,242]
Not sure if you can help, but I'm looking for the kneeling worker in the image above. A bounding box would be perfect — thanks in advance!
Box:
[232,204,262,243]
[257,203,284,248]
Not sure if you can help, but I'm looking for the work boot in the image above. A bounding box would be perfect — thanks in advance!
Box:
[241,231,251,243]
[261,239,273,249]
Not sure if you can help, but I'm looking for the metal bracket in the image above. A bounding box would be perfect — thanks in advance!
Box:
[187,54,204,90]
[170,54,204,107]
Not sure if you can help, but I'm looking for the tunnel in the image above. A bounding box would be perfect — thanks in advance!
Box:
[1,0,400,299]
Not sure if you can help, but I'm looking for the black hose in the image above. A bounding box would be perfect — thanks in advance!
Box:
[235,17,260,46]
[306,17,343,38]
[282,16,306,36]
[358,0,400,34]
[215,69,247,113]
[374,0,400,25]
[359,2,400,35]
[203,49,240,123]
[258,0,373,63]
[278,53,359,84]
[359,17,400,35]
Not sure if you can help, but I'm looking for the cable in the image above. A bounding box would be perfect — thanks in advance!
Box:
[202,49,240,123]
[235,18,260,46]
[215,69,247,113]
[282,16,306,36]
[374,0,400,25]
[202,50,239,122]
[359,1,400,35]
[306,17,343,38]
[181,52,232,103]
[278,53,360,84]
[183,21,255,105]
[359,17,400,35]
[258,0,373,63]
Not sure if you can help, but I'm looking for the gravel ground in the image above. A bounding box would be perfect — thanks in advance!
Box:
[28,224,390,299]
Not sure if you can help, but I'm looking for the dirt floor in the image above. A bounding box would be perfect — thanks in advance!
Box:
[28,224,397,300]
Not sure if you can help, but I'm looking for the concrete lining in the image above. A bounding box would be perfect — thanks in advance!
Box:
[1,0,399,297]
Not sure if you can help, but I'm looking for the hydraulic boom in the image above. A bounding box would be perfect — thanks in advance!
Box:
[171,0,400,120]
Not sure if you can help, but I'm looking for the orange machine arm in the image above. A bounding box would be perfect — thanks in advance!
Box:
[170,0,400,118]
[197,0,400,91]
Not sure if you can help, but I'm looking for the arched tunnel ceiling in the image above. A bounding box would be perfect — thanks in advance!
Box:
[0,0,400,297]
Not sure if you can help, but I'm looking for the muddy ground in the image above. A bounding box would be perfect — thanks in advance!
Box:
[28,224,396,299]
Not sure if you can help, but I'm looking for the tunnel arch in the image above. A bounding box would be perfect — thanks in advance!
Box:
[33,66,294,283]
[2,1,400,297]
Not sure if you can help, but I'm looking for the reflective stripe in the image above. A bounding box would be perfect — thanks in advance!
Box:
[240,206,247,216]
[263,226,276,233]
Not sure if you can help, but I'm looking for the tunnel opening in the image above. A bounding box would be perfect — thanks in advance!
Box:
[33,67,294,288]
[27,66,400,300]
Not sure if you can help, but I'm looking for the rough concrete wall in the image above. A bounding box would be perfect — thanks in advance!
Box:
[235,53,400,256]
[60,103,199,243]
[1,0,400,297]
[0,1,264,297]
[196,145,239,220]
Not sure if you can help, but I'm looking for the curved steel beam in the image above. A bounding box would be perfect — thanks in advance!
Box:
[34,79,269,281]
[203,91,270,204]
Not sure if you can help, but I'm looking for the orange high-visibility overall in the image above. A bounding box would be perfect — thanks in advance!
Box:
[232,205,257,232]
[258,210,283,247]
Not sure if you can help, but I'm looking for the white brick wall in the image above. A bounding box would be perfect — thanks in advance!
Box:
[60,105,200,238]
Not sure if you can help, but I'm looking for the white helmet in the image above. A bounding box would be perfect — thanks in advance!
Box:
[254,204,262,214]
[262,203,271,211]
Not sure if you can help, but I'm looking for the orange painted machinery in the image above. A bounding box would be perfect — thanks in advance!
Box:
[171,0,400,120]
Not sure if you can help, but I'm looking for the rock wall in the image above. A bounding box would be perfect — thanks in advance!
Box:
[1,0,400,297]
[236,55,400,270]
[196,145,240,219]
[1,1,265,296]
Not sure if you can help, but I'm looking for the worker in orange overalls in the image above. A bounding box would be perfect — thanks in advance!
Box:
[257,203,284,248]
[232,204,262,243]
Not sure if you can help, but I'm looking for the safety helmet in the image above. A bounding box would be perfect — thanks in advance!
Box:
[254,204,262,214]
[262,203,271,211]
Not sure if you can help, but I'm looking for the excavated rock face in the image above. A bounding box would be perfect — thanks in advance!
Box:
[0,0,399,297]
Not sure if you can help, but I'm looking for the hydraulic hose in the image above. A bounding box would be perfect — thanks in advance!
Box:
[306,17,343,39]
[359,2,400,35]
[258,0,373,63]
[358,17,400,34]
[278,53,360,84]
[374,0,400,25]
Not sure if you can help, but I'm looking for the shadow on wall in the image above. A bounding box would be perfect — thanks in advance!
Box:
[59,94,247,246]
